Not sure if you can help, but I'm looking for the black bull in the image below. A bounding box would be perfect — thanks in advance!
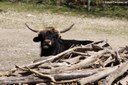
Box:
[25,24,93,57]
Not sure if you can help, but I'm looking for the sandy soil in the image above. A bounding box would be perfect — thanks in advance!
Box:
[0,11,128,71]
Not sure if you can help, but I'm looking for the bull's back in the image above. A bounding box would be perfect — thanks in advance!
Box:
[61,39,93,48]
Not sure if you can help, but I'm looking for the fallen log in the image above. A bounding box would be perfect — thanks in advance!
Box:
[119,75,128,85]
[53,67,115,81]
[78,66,118,85]
[0,75,47,84]
[48,49,110,73]
[103,61,128,85]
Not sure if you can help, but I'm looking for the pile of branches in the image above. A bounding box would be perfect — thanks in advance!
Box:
[0,40,128,85]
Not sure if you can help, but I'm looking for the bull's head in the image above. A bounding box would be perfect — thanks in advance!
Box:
[25,23,74,49]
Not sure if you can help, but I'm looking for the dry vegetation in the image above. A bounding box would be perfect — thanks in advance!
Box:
[0,40,128,85]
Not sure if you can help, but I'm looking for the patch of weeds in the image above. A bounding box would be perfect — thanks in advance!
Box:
[90,6,128,19]
[0,1,128,19]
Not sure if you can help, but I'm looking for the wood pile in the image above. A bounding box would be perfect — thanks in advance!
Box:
[0,40,128,85]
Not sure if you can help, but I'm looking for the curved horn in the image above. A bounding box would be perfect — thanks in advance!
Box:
[25,23,38,33]
[60,24,74,33]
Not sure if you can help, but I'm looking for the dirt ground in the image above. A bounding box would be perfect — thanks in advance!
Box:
[0,11,128,71]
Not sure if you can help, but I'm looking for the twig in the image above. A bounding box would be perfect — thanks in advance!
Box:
[15,65,27,71]
[72,51,89,56]
[103,56,113,67]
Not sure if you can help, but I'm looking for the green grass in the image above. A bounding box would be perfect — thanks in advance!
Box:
[90,6,128,19]
[0,2,77,12]
[0,1,128,19]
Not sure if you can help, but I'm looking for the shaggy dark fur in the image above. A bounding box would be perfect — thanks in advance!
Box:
[33,27,93,57]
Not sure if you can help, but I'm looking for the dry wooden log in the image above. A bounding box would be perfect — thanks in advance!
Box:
[78,66,118,85]
[72,51,89,56]
[38,66,106,75]
[27,67,79,85]
[116,51,121,62]
[38,62,69,68]
[118,46,128,54]
[33,56,53,63]
[119,75,128,85]
[103,61,128,85]
[0,75,47,84]
[103,56,114,67]
[60,55,84,65]
[53,67,114,81]
[101,49,120,67]
[0,74,78,85]
[118,46,128,62]
[49,49,110,73]
[54,40,109,62]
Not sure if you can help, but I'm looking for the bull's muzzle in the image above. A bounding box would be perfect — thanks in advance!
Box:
[42,39,52,49]
[44,40,52,46]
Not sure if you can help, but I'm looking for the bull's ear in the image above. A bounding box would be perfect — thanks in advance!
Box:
[33,37,40,42]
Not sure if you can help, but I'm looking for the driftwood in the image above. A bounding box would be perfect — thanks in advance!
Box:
[0,76,46,84]
[0,40,128,85]
[79,66,118,85]
[48,50,109,73]
[103,61,128,85]
[119,75,128,85]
